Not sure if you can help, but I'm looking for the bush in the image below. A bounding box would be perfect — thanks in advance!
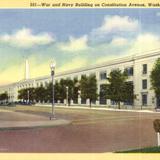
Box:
[153,119,160,132]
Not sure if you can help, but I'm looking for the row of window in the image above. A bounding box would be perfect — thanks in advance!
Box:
[99,67,134,81]
[17,63,148,90]
[99,63,148,81]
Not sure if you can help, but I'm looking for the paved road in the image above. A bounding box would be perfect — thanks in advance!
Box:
[0,106,159,152]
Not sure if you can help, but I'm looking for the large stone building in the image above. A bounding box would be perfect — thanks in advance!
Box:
[0,50,160,109]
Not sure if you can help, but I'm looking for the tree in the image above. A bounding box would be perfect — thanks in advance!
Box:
[72,78,79,104]
[35,85,46,103]
[18,88,35,103]
[27,87,36,102]
[150,58,160,108]
[57,78,79,105]
[59,79,67,103]
[80,74,98,107]
[18,89,27,101]
[123,81,134,105]
[106,69,128,109]
[65,78,75,105]
[45,81,61,103]
[0,92,8,103]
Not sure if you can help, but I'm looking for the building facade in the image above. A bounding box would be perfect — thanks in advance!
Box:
[0,50,160,109]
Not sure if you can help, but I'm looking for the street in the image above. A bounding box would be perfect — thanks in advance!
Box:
[0,106,159,152]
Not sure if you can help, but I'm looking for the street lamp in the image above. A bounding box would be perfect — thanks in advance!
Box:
[78,90,81,105]
[50,60,56,120]
[27,90,30,104]
[66,86,69,106]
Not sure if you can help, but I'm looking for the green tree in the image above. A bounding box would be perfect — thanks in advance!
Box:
[35,85,46,103]
[59,79,67,103]
[106,69,128,109]
[57,78,79,105]
[18,88,35,103]
[45,81,61,103]
[0,92,8,102]
[18,89,27,101]
[80,74,98,107]
[123,81,134,105]
[65,78,75,105]
[72,78,79,104]
[150,58,160,107]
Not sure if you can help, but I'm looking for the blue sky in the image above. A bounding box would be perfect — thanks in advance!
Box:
[0,9,160,84]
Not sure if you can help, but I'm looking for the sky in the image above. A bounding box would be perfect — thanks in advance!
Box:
[0,9,160,85]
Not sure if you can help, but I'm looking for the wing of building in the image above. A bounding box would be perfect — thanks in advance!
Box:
[0,50,160,109]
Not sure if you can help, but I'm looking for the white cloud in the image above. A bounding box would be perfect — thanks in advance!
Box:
[0,28,54,48]
[110,37,128,46]
[59,35,88,52]
[128,33,160,54]
[92,15,139,35]
[95,33,160,64]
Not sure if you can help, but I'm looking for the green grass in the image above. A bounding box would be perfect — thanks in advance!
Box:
[117,146,160,153]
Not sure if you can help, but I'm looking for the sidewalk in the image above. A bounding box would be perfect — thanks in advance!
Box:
[35,104,159,114]
[0,109,71,130]
[0,120,71,130]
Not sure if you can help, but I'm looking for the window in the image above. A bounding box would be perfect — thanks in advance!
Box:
[142,64,147,74]
[142,94,147,106]
[125,67,133,76]
[100,71,107,80]
[142,79,147,89]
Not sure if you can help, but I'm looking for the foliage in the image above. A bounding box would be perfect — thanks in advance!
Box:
[34,85,46,103]
[80,74,98,107]
[106,69,129,109]
[18,78,79,105]
[123,81,134,104]
[150,58,160,106]
[18,88,35,102]
[0,92,8,101]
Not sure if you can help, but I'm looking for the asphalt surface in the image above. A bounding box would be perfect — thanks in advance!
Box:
[0,106,159,153]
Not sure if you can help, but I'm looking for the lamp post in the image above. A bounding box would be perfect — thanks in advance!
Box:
[50,60,56,120]
[66,86,69,106]
[78,90,81,105]
[27,90,30,104]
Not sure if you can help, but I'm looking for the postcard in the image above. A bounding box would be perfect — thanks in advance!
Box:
[0,0,160,160]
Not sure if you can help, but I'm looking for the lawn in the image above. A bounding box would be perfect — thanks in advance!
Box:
[117,146,160,153]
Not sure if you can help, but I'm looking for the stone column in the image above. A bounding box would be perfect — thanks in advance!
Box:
[96,100,99,105]
[86,99,90,106]
[70,99,73,105]
[78,97,81,105]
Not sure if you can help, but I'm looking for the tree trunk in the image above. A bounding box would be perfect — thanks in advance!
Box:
[90,99,91,108]
[68,99,70,106]
[118,101,120,109]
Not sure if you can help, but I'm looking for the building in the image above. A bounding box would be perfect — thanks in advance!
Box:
[0,50,160,109]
